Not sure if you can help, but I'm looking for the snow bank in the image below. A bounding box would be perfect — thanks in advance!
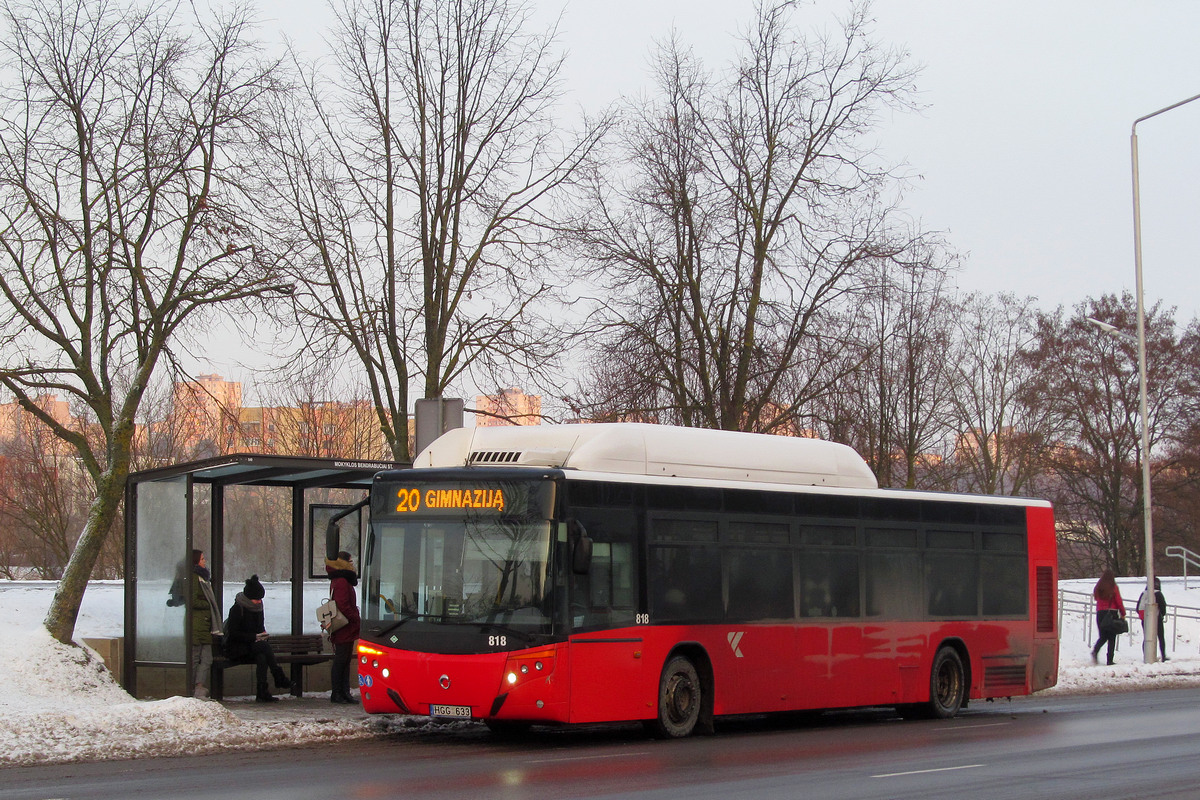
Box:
[0,626,372,767]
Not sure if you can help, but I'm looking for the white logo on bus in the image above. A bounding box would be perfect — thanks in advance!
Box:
[727,631,744,658]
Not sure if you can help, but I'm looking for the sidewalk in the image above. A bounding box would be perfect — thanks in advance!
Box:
[219,692,375,725]
[217,693,473,739]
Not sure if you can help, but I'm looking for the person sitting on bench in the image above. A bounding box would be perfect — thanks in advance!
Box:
[223,575,291,702]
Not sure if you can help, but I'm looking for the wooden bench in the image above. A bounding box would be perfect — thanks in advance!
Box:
[210,634,331,700]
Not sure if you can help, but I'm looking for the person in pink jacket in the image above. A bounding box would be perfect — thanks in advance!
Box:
[1091,569,1127,665]
[324,551,361,704]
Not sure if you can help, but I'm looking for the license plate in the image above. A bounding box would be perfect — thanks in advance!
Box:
[430,704,472,719]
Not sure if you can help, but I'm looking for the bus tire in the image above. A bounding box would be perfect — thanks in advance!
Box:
[927,646,965,719]
[651,655,702,738]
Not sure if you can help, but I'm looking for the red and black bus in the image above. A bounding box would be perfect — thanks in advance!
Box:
[351,423,1057,736]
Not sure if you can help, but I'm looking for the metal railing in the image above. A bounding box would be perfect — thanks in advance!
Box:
[1059,586,1200,656]
[1165,546,1200,590]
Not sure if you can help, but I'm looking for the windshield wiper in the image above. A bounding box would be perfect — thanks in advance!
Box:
[370,612,442,638]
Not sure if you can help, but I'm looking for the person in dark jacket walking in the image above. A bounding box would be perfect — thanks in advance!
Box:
[190,549,223,699]
[223,575,291,702]
[1137,577,1169,662]
[324,551,361,704]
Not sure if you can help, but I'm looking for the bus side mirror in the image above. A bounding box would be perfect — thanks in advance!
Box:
[569,520,592,575]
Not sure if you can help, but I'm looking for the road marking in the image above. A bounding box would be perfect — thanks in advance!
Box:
[933,722,1010,732]
[872,764,984,778]
[527,752,651,764]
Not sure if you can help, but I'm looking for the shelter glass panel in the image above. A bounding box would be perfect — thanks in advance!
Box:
[136,477,189,664]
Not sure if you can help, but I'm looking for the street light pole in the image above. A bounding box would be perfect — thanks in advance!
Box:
[1130,91,1200,663]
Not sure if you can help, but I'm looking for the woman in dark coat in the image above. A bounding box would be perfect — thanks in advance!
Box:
[1137,577,1169,662]
[324,551,361,704]
[1091,568,1127,666]
[224,575,291,702]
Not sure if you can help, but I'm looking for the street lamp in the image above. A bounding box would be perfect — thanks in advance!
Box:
[1129,92,1200,663]
[1085,317,1136,345]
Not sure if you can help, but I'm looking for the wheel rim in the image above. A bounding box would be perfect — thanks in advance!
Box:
[665,670,698,726]
[934,656,962,712]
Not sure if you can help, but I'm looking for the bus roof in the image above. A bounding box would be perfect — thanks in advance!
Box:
[413,423,879,490]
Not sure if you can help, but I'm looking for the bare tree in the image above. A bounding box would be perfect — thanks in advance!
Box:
[0,413,82,578]
[265,0,606,461]
[1156,376,1200,572]
[838,254,956,489]
[1025,294,1192,576]
[946,292,1051,496]
[0,0,286,643]
[571,1,927,432]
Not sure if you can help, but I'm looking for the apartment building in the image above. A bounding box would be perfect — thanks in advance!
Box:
[475,387,542,427]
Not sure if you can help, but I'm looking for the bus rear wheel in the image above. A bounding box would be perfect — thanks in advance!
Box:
[650,655,701,738]
[927,646,965,719]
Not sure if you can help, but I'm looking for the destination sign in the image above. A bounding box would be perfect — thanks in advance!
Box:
[375,479,554,519]
[394,486,506,514]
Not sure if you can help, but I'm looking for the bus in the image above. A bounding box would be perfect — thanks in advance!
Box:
[347,423,1057,737]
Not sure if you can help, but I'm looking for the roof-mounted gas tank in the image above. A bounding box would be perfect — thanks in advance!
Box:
[413,422,877,489]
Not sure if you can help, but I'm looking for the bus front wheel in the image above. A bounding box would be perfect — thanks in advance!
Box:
[650,655,701,738]
[927,646,965,719]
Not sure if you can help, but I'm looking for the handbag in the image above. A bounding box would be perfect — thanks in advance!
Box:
[316,598,349,634]
[1105,613,1129,636]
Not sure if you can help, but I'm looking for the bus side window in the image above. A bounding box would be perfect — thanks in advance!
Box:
[865,551,922,618]
[571,510,638,629]
[725,547,792,621]
[650,545,722,623]
[801,550,860,618]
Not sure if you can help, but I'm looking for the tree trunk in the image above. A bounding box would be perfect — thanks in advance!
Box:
[43,464,127,644]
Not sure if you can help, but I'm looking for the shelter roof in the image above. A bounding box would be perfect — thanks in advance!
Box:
[128,453,405,489]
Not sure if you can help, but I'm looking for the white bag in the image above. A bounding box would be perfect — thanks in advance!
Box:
[316,598,348,634]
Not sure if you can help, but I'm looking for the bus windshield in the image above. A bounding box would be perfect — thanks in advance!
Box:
[366,516,555,633]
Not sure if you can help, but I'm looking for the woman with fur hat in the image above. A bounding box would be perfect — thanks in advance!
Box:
[223,574,291,702]
[324,551,361,704]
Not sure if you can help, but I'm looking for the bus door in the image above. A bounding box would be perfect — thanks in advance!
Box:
[797,545,865,706]
[723,540,799,713]
[567,637,645,723]
[566,530,645,723]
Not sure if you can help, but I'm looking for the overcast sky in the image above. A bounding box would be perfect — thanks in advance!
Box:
[257,0,1200,317]
[519,0,1200,322]
[224,0,1200,388]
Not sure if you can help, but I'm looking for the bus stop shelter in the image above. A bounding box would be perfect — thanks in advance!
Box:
[123,454,405,699]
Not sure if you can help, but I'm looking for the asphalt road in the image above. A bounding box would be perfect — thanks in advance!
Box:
[5,688,1200,800]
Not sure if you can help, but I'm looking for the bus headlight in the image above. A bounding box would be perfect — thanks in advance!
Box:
[507,672,518,685]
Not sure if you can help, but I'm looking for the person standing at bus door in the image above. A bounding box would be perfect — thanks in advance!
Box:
[1137,577,1169,662]
[324,551,361,704]
[190,549,223,699]
[223,575,292,702]
[1091,569,1127,666]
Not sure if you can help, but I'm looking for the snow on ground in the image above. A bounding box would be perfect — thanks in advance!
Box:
[0,581,382,768]
[2,576,1200,768]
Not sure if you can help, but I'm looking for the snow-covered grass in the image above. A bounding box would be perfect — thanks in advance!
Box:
[2,576,1199,768]
[0,581,377,768]
[1048,576,1200,694]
